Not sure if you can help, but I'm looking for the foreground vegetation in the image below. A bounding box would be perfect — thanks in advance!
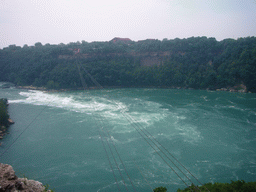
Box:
[153,180,256,192]
[1,36,255,92]
[178,180,256,192]
[0,98,9,127]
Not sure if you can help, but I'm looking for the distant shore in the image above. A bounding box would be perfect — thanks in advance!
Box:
[15,84,249,93]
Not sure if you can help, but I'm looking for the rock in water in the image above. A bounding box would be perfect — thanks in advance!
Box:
[8,118,15,124]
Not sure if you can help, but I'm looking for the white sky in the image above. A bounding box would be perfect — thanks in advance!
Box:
[1,0,256,48]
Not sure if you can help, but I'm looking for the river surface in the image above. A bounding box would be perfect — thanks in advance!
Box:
[0,85,256,191]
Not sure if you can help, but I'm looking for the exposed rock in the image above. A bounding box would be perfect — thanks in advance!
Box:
[216,84,247,93]
[141,57,161,66]
[0,163,51,192]
[8,118,15,124]
[0,163,17,180]
[16,86,46,90]
[58,50,172,67]
[0,126,7,140]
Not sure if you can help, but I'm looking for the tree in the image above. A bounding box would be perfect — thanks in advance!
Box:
[0,98,9,126]
[35,42,43,47]
[153,186,167,192]
[177,180,256,192]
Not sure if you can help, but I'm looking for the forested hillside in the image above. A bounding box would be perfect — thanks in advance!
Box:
[0,36,255,92]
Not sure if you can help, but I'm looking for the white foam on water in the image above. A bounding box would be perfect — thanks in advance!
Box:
[160,112,202,143]
[177,125,202,143]
[176,115,186,120]
[10,90,76,107]
[105,135,119,143]
[9,90,175,136]
[106,100,170,134]
[200,95,208,101]
[97,182,116,192]
[247,170,256,175]
[214,159,242,169]
[9,90,126,114]
[123,137,140,143]
[9,91,201,164]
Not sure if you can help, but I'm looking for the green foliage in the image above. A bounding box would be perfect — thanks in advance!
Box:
[43,184,55,192]
[19,173,54,192]
[46,80,59,89]
[177,180,256,192]
[0,37,255,92]
[154,186,167,192]
[0,98,9,126]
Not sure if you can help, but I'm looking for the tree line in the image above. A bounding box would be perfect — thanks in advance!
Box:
[0,36,255,92]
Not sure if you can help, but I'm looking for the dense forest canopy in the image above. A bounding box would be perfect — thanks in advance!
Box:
[0,36,255,92]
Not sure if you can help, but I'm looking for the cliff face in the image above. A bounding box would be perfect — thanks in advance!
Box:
[58,51,173,67]
[0,163,50,192]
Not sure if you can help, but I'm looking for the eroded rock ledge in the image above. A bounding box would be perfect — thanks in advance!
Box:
[0,163,50,192]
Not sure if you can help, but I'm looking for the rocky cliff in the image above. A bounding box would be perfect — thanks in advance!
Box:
[0,163,51,192]
[58,51,173,67]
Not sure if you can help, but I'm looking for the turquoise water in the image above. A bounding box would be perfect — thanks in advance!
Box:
[0,86,256,191]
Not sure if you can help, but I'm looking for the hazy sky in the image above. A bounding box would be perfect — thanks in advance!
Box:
[1,0,256,48]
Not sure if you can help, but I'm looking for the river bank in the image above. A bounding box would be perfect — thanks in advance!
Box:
[0,99,52,191]
[0,99,14,144]
[15,83,249,93]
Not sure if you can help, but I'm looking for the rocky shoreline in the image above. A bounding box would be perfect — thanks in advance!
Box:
[0,99,14,145]
[215,83,248,93]
[16,83,249,93]
[0,100,52,191]
[0,118,14,139]
[0,163,51,192]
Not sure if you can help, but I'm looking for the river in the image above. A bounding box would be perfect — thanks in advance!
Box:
[0,85,256,191]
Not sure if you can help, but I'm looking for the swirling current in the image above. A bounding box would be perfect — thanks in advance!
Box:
[0,86,255,191]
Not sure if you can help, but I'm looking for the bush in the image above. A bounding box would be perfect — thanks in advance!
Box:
[153,186,167,192]
[0,98,9,126]
[177,180,256,192]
